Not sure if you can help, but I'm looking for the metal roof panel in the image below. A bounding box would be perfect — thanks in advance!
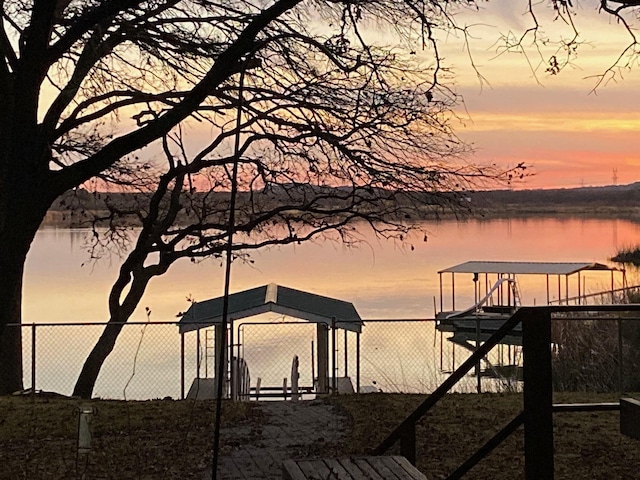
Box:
[438,261,618,276]
[178,284,362,333]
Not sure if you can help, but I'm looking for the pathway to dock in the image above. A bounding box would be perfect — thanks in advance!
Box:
[206,400,349,480]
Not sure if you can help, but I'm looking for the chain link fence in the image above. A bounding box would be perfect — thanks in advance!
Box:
[3,315,640,400]
[551,315,640,394]
[7,322,196,400]
[2,318,522,400]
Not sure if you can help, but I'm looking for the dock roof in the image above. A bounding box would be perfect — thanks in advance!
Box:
[178,283,363,334]
[438,261,619,276]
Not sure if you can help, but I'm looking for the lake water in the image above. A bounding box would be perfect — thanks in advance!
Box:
[22,217,640,399]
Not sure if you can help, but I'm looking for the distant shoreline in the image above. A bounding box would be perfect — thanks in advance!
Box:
[41,204,640,228]
[43,182,640,227]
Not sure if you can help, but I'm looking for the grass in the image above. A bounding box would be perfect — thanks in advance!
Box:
[330,392,640,480]
[0,395,260,480]
[2,392,639,479]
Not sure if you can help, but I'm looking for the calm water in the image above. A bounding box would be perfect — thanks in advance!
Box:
[22,217,640,398]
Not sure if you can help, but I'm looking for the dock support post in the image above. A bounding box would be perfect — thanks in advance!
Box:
[229,319,235,400]
[317,323,329,394]
[196,329,201,378]
[522,308,554,480]
[332,317,337,394]
[214,324,226,397]
[344,329,348,377]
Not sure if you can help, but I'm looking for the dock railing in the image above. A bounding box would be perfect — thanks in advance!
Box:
[374,304,640,480]
[548,283,640,306]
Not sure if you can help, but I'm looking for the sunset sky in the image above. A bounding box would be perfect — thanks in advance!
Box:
[74,2,640,193]
[431,0,640,190]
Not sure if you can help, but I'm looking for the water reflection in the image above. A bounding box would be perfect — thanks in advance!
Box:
[22,218,640,398]
[27,218,640,322]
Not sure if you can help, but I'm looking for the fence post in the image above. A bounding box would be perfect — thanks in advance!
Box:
[356,332,360,394]
[400,423,416,465]
[180,332,185,400]
[31,324,36,400]
[618,318,624,393]
[522,308,554,480]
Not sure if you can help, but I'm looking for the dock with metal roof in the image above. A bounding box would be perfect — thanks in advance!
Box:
[178,283,363,400]
[435,260,626,348]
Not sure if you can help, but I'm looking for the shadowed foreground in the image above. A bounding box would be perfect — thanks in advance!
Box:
[1,393,638,479]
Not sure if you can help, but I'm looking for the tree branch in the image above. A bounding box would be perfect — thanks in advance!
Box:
[49,0,304,193]
[47,0,149,65]
[43,29,126,137]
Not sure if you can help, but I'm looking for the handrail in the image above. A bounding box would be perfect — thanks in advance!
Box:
[445,278,515,319]
[375,303,640,479]
[374,307,531,455]
[446,412,525,480]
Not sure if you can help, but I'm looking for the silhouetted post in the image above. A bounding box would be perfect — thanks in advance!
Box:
[522,308,554,480]
[317,323,329,393]
[400,423,416,465]
[31,324,36,401]
[618,318,624,393]
[180,332,185,399]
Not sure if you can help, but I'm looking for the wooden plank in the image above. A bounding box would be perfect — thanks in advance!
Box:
[390,456,428,480]
[282,459,309,480]
[335,458,370,480]
[324,458,357,480]
[296,459,332,480]
[365,456,403,480]
[282,456,425,480]
[351,457,385,480]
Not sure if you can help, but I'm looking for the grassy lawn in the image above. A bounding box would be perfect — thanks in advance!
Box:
[0,395,260,480]
[331,392,640,480]
[2,392,639,479]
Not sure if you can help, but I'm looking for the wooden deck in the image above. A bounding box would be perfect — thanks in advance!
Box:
[282,455,426,480]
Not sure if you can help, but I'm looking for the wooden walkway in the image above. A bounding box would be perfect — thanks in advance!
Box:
[282,456,426,480]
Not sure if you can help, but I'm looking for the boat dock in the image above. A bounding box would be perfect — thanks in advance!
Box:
[435,260,627,347]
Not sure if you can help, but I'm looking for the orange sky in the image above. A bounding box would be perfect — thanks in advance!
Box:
[435,0,640,189]
[74,1,640,193]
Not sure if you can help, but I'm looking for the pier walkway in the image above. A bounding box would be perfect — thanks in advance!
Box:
[206,400,349,480]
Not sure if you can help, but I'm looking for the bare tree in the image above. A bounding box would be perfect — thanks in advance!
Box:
[72,124,521,398]
[1,1,637,396]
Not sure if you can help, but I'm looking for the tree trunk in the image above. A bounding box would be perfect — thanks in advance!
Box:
[73,269,154,399]
[0,203,49,394]
[73,322,125,398]
[0,257,24,394]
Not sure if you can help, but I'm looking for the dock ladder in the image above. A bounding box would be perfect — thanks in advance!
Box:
[511,278,522,307]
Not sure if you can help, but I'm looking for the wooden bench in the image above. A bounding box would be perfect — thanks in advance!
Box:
[282,455,426,480]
